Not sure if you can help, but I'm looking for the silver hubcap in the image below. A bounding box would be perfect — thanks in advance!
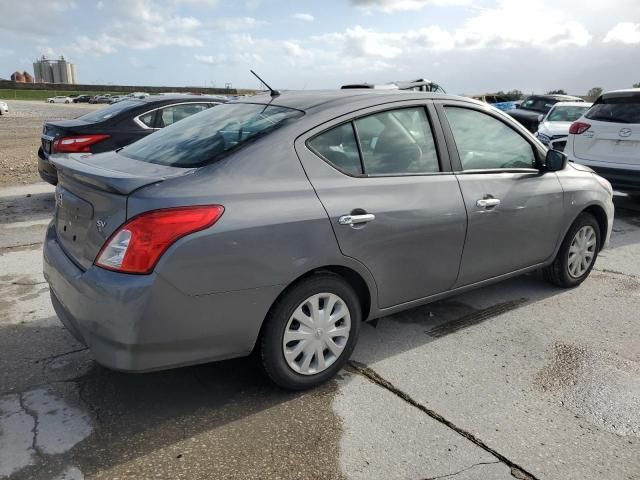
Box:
[283,293,351,375]
[568,225,597,278]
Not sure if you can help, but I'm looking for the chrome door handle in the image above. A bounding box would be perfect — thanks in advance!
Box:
[476,198,501,208]
[339,213,376,225]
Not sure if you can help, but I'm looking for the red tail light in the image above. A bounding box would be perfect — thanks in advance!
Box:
[95,205,224,274]
[569,122,591,135]
[53,134,110,153]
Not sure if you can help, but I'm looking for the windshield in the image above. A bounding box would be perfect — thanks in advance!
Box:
[121,103,304,167]
[77,100,143,122]
[547,105,590,122]
[520,97,557,113]
[585,94,640,124]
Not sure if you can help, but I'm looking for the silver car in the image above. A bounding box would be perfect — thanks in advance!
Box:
[43,90,614,390]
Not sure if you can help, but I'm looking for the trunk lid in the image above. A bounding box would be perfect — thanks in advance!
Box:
[41,119,93,156]
[52,151,194,270]
[572,119,640,165]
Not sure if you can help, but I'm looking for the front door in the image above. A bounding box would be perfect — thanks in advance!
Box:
[295,103,467,308]
[438,103,564,287]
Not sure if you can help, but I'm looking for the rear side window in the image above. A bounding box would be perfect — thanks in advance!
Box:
[355,108,438,174]
[308,107,440,176]
[121,103,303,167]
[444,107,536,170]
[138,111,155,128]
[159,103,211,127]
[585,94,640,124]
[307,123,362,175]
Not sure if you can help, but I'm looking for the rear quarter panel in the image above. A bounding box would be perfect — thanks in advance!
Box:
[127,128,379,304]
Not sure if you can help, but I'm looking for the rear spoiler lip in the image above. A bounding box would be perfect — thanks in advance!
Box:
[51,153,194,195]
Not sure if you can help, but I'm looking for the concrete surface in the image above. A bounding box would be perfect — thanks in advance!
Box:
[0,182,639,479]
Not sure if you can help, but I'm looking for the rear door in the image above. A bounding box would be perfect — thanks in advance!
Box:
[573,93,640,165]
[436,101,564,287]
[295,102,468,309]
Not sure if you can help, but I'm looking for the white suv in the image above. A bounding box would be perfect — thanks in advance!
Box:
[565,89,640,195]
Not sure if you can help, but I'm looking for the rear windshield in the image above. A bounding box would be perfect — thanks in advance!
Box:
[120,103,304,167]
[78,100,143,122]
[547,105,590,122]
[585,94,640,124]
[520,97,557,113]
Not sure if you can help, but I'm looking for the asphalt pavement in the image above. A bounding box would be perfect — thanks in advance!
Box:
[1,182,639,480]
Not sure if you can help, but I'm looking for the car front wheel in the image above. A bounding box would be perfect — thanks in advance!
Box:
[544,212,600,288]
[259,273,361,390]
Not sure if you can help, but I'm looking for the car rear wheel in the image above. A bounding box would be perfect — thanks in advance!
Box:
[544,212,600,288]
[259,273,361,390]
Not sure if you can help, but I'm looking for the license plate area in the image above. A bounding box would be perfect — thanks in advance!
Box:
[55,186,94,251]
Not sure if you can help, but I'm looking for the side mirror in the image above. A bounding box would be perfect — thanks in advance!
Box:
[537,114,544,122]
[544,149,567,172]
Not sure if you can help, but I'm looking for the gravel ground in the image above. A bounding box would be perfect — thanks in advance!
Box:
[0,100,100,186]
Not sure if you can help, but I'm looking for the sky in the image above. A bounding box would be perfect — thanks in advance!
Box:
[1,0,640,94]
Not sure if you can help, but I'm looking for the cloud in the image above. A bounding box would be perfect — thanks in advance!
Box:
[209,17,264,31]
[194,52,261,65]
[293,13,315,22]
[351,0,471,13]
[604,22,640,44]
[0,48,14,57]
[245,0,261,10]
[0,0,76,37]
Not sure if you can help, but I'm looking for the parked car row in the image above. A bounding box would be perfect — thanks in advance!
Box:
[38,94,225,184]
[41,87,615,390]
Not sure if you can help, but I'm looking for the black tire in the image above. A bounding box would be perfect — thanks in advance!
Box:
[543,212,600,288]
[259,272,361,390]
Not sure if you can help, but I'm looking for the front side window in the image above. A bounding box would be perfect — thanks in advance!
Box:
[308,107,439,176]
[121,103,303,167]
[159,103,211,127]
[444,107,536,170]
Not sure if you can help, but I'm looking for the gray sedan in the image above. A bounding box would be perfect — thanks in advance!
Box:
[43,90,614,390]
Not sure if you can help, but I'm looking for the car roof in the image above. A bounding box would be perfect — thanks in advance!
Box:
[551,101,592,107]
[528,94,584,101]
[139,94,227,103]
[600,88,640,100]
[235,89,469,113]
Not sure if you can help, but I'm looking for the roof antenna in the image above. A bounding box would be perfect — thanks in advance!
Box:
[250,69,280,97]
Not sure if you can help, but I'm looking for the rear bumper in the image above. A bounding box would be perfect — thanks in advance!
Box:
[43,223,282,372]
[38,147,58,185]
[588,165,640,193]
